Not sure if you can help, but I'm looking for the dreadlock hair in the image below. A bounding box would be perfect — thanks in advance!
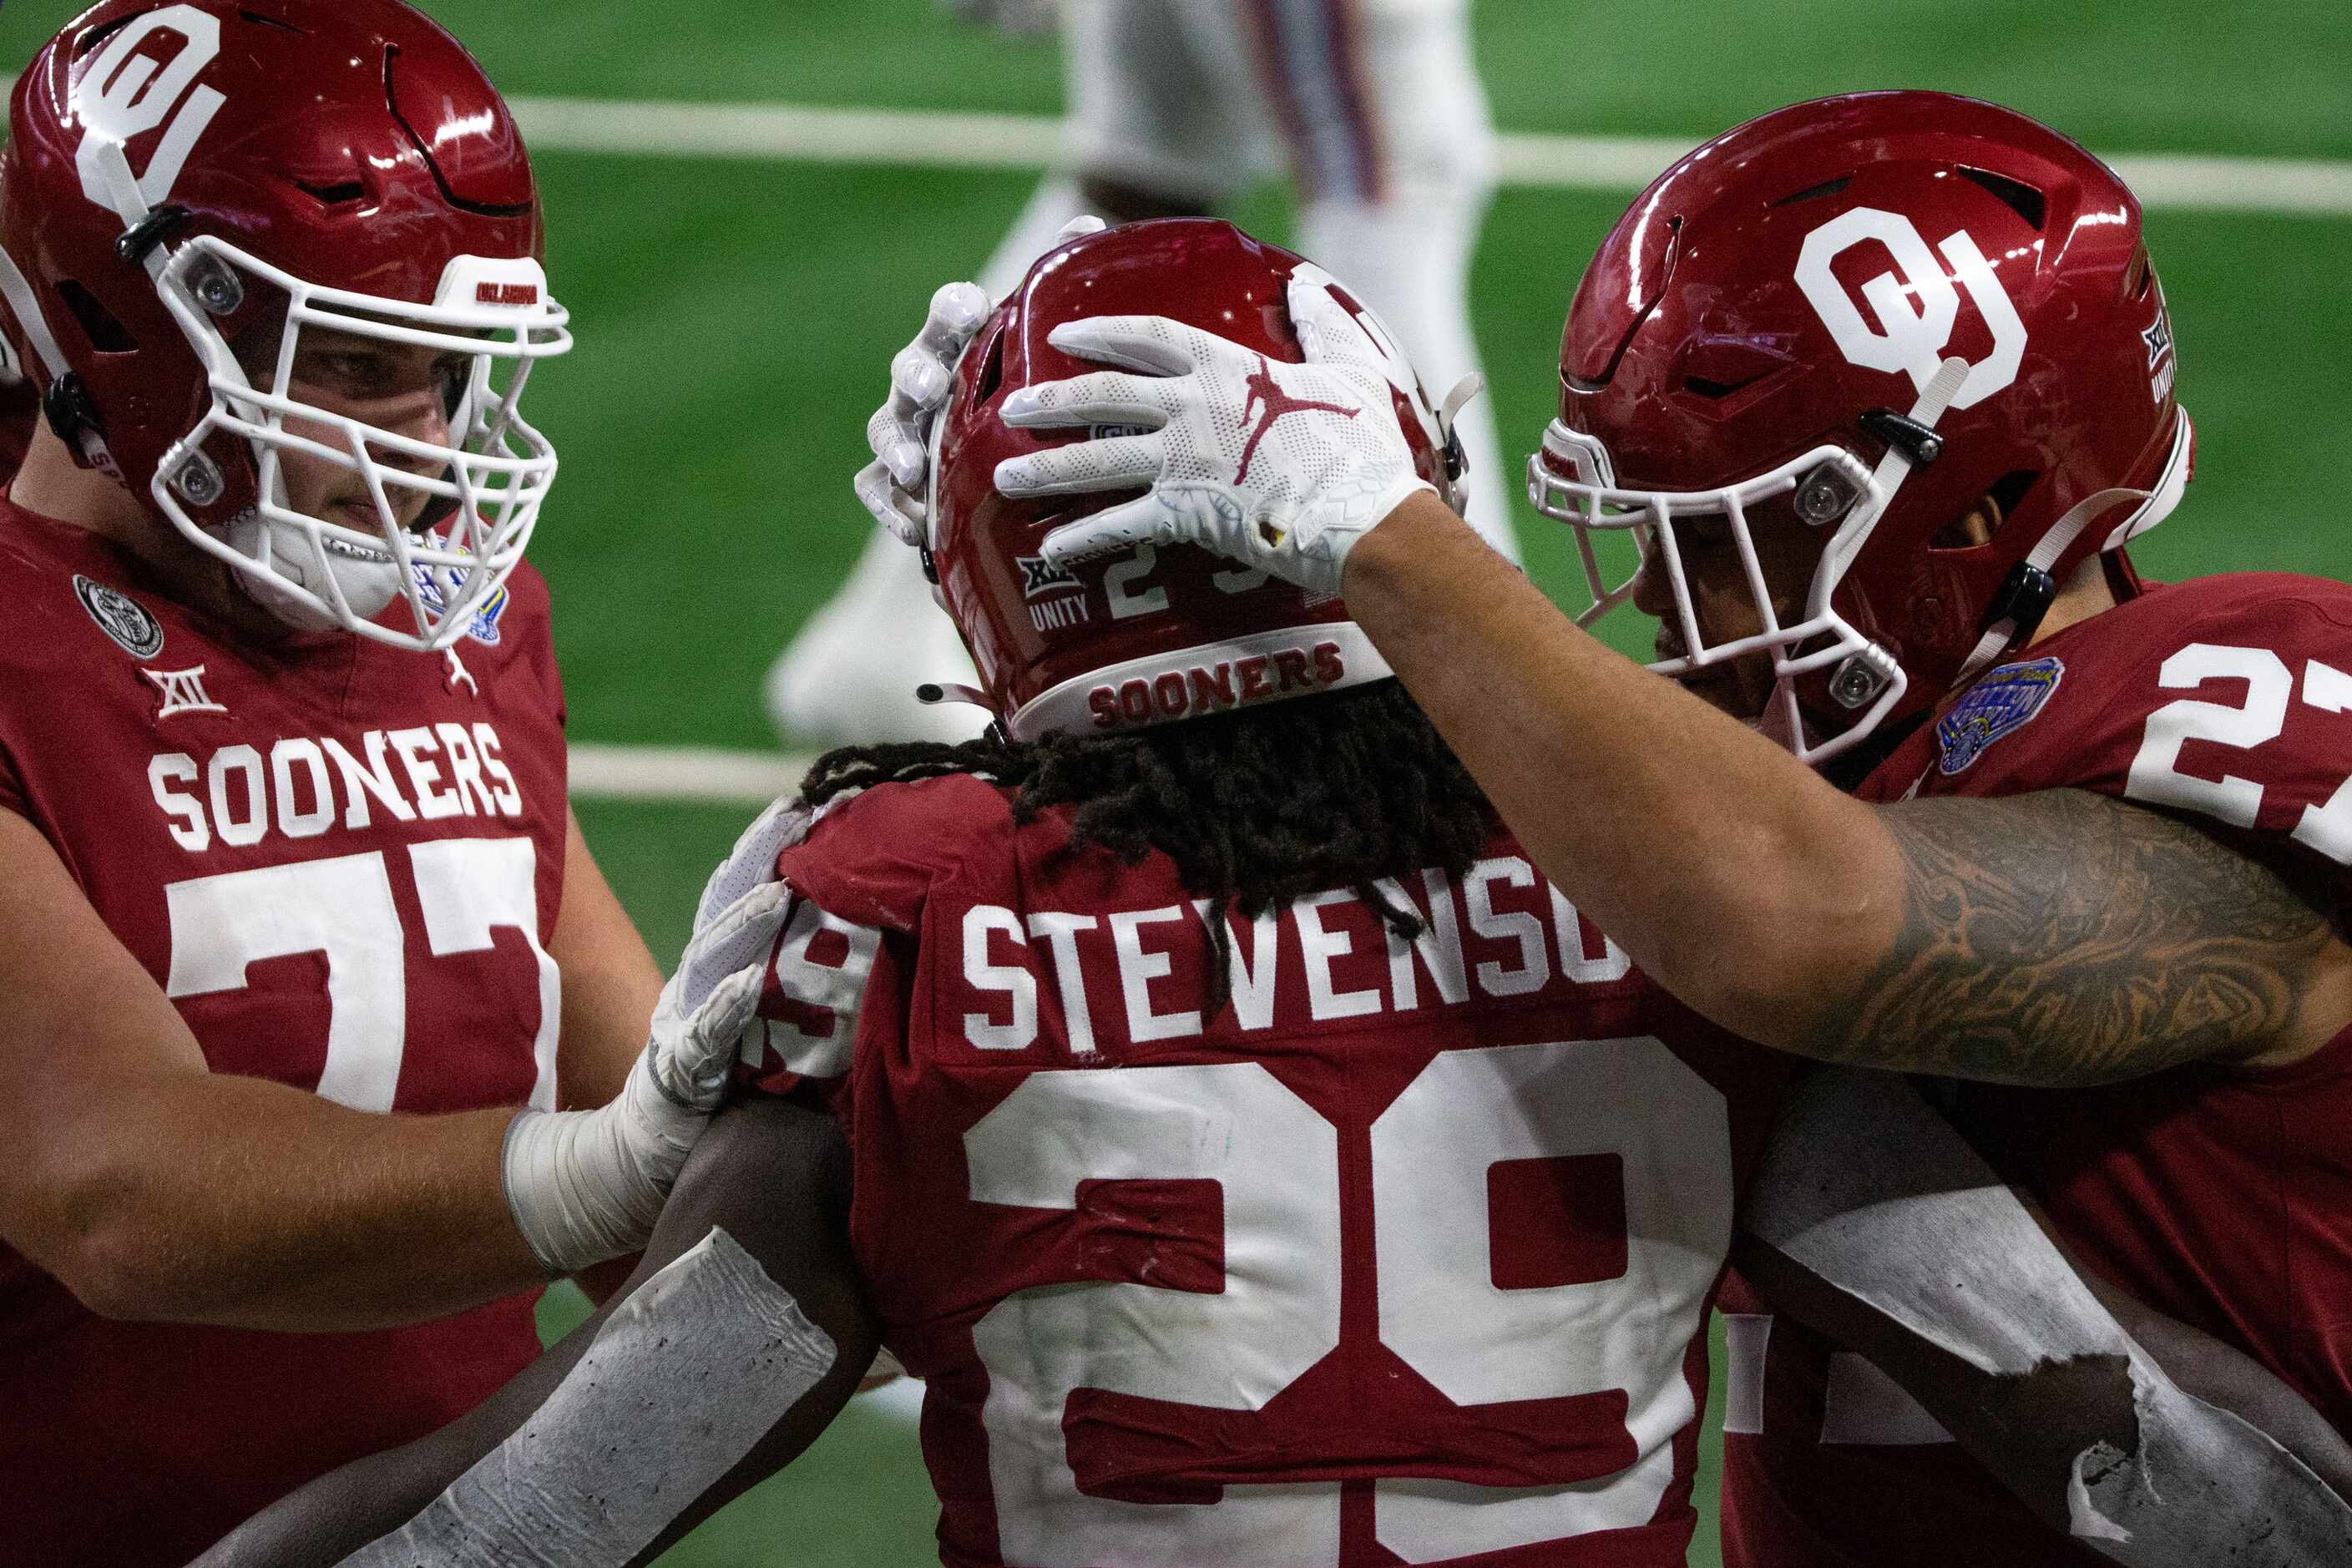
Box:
[800,680,1494,1019]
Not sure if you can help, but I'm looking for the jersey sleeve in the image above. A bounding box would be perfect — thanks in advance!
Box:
[737,883,890,1100]
[734,778,1002,1100]
[2070,580,2352,877]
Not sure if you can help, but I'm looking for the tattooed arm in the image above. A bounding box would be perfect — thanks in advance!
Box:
[1330,494,2352,1086]
[1813,789,2351,1082]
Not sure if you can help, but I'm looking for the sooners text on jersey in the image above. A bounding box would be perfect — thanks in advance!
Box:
[741,770,1793,1568]
[1721,571,2352,1568]
[0,497,571,1565]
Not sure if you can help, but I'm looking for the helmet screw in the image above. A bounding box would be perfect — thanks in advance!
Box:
[188,255,244,316]
[1793,463,1857,525]
[170,450,225,508]
[1829,654,1889,710]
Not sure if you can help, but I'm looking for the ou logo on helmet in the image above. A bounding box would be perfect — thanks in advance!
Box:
[72,5,227,222]
[1794,207,2028,412]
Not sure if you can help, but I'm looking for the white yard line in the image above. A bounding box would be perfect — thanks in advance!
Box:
[504,94,2352,217]
[568,741,817,807]
[511,96,1067,169]
[0,72,2340,212]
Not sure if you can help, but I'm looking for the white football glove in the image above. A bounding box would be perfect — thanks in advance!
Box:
[853,281,991,548]
[1007,271,1436,599]
[500,817,806,1275]
[694,794,813,932]
[852,217,1110,547]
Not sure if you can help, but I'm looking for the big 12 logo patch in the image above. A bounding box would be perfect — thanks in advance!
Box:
[74,5,227,216]
[1795,207,2027,411]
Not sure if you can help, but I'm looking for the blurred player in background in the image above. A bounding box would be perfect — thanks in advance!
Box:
[205,219,2351,1568]
[0,3,781,1560]
[767,0,1510,746]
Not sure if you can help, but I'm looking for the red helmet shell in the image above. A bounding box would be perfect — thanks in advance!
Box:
[0,0,542,521]
[1552,90,2187,735]
[929,218,1449,740]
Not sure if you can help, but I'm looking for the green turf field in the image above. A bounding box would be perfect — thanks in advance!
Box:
[3,1,2345,1561]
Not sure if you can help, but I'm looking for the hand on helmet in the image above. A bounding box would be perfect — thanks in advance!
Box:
[853,216,1111,547]
[501,821,802,1275]
[1009,274,1435,599]
[853,281,992,548]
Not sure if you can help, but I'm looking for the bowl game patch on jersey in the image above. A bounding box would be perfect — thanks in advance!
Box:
[412,559,511,646]
[1935,655,2064,775]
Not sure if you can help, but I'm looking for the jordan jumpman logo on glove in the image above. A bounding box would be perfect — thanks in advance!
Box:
[996,267,1437,599]
[1237,355,1358,483]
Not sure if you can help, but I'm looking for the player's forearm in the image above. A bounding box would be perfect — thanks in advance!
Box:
[1739,1070,2352,1563]
[1340,494,1903,1048]
[2066,1246,2352,1506]
[194,1100,873,1568]
[36,1071,542,1330]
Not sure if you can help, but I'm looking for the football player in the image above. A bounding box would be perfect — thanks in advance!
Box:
[0,3,785,1561]
[199,220,2348,1568]
[986,94,2352,1560]
[766,0,1510,746]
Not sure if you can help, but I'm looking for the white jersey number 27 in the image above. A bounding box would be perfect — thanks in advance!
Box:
[2125,642,2352,862]
[964,1037,1734,1566]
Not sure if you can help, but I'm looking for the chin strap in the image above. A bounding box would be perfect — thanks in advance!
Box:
[916,681,993,711]
[1949,408,2196,689]
[1434,373,1485,514]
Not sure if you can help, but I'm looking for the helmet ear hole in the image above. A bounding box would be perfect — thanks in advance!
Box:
[1930,469,2039,550]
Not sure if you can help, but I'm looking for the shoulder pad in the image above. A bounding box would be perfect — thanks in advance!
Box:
[778,773,1017,932]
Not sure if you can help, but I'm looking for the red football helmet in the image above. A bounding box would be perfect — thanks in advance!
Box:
[1530,91,2191,762]
[0,0,569,650]
[926,218,1464,740]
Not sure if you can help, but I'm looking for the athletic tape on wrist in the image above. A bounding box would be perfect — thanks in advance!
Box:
[503,1053,699,1275]
[339,1227,837,1567]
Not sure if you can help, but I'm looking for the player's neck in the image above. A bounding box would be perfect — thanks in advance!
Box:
[10,422,292,642]
[2024,553,2119,648]
[8,422,154,544]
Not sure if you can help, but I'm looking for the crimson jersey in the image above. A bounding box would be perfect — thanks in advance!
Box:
[1721,572,2352,1568]
[742,771,1792,1568]
[0,498,571,1565]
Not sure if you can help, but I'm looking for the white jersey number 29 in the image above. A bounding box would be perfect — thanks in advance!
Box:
[163,838,560,1112]
[964,1037,1734,1566]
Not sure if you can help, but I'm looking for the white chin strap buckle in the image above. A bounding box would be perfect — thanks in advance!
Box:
[1435,373,1485,505]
